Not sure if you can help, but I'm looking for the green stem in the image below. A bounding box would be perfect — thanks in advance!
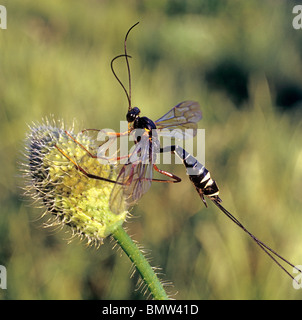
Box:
[111,225,169,300]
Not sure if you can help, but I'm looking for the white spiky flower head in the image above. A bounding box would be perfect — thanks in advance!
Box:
[22,118,128,246]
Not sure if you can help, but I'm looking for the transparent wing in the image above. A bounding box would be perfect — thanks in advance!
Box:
[109,131,154,214]
[155,101,202,138]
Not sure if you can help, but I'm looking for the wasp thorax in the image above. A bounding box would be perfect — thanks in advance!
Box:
[22,119,128,246]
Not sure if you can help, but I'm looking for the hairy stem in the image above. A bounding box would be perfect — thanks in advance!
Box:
[111,225,169,300]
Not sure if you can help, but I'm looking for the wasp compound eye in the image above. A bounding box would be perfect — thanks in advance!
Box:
[22,119,128,246]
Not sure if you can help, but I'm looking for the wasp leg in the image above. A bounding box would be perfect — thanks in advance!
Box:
[66,129,132,161]
[54,141,120,185]
[65,129,130,157]
[64,130,97,158]
[151,164,181,183]
[81,128,130,137]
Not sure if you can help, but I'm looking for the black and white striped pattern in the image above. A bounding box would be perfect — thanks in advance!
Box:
[162,144,302,283]
[163,145,221,207]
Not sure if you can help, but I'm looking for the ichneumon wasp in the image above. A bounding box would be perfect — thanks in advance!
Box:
[55,22,301,284]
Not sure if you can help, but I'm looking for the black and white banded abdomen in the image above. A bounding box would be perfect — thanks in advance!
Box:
[169,145,221,206]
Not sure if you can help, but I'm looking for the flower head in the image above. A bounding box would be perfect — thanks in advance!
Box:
[22,118,127,246]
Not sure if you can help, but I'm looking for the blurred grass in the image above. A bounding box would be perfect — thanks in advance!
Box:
[1,0,302,299]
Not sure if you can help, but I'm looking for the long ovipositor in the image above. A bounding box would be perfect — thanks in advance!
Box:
[161,144,302,283]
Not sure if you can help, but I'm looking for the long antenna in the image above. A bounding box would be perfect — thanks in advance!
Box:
[111,54,132,108]
[211,198,302,284]
[124,22,139,111]
[110,22,139,110]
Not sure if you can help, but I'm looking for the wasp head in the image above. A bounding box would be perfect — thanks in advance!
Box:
[126,107,140,123]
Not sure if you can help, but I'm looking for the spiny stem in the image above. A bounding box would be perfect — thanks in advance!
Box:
[111,225,169,300]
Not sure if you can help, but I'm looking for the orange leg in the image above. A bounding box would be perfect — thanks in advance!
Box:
[64,130,97,158]
[54,136,121,185]
[152,164,181,183]
[81,128,130,137]
[66,129,131,160]
[58,130,181,186]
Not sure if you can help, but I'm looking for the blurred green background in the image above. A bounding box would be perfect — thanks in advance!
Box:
[1,0,302,300]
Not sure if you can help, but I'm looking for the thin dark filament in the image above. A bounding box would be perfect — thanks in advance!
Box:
[124,22,139,111]
[110,54,132,108]
[212,198,302,284]
[110,22,139,110]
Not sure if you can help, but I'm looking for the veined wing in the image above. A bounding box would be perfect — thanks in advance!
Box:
[109,131,153,214]
[155,101,202,138]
